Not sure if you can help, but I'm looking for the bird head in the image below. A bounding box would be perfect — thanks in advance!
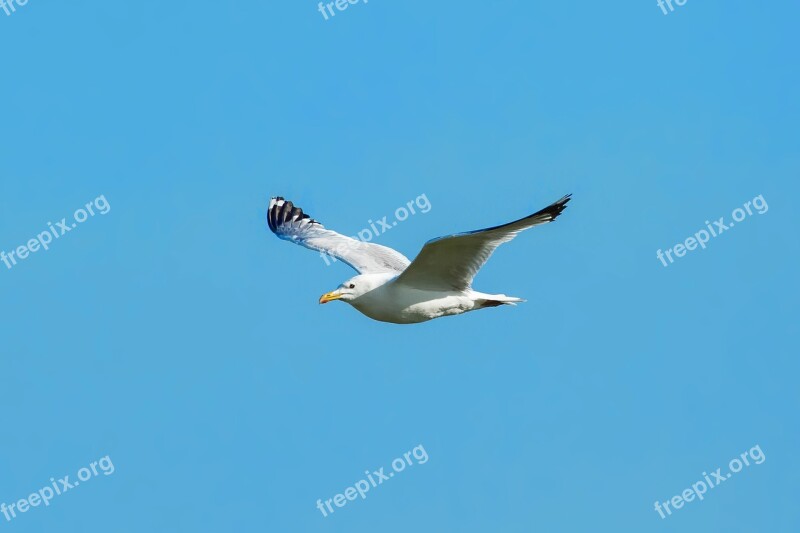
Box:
[318,274,393,304]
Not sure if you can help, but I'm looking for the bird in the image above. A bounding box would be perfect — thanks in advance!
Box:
[267,194,571,324]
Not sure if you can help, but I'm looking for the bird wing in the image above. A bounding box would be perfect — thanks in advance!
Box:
[393,195,571,291]
[267,197,411,274]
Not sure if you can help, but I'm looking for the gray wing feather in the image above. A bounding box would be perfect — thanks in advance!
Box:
[267,197,411,274]
[393,195,571,291]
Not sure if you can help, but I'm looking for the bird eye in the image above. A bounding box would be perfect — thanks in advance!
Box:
[349,284,355,289]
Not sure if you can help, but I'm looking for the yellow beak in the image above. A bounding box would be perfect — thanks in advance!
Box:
[319,291,343,304]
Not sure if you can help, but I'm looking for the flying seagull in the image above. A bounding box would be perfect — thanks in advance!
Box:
[267,194,571,324]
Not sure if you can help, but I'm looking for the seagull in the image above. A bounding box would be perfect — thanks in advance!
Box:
[267,194,571,324]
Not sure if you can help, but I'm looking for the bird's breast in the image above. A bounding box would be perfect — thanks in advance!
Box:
[350,284,475,324]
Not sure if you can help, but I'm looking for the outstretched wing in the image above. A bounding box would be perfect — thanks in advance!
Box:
[393,194,571,291]
[267,197,411,274]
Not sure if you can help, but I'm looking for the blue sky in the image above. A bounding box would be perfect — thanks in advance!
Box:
[1,1,798,531]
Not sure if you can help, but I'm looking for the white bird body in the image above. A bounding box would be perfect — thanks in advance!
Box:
[266,194,570,324]
[347,273,523,324]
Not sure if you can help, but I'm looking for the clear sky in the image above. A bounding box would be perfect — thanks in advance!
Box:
[1,1,798,532]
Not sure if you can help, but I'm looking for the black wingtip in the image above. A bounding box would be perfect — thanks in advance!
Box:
[267,197,319,235]
[534,193,571,222]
